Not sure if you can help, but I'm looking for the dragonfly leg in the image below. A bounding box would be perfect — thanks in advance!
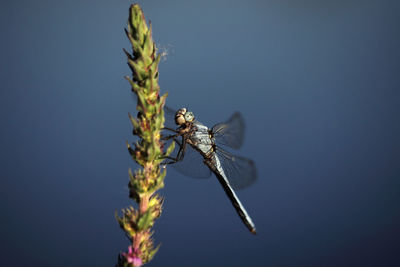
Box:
[162,127,180,135]
[177,139,187,161]
[161,137,187,165]
[161,127,183,143]
[162,156,181,165]
[161,131,183,142]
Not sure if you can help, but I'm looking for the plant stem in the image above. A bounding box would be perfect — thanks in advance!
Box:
[116,4,174,267]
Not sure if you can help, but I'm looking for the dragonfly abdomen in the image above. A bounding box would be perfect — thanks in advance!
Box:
[205,155,257,234]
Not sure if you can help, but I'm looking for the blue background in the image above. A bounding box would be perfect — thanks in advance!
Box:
[1,0,399,266]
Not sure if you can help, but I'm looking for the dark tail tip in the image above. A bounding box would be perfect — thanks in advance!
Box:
[251,228,257,235]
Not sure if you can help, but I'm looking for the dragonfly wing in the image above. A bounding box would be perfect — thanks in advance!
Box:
[169,142,212,178]
[212,112,245,150]
[215,148,257,190]
[163,105,178,130]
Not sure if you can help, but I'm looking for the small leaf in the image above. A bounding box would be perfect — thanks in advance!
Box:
[165,141,175,157]
[125,76,141,93]
[115,210,123,227]
[137,210,153,231]
[150,54,161,75]
[128,113,140,133]
[147,243,161,262]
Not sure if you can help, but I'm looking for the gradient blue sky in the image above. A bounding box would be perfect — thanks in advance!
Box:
[1,0,399,266]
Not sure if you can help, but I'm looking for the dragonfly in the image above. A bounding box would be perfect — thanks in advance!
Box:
[162,106,257,234]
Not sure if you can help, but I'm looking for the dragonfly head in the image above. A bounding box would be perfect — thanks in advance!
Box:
[175,108,195,125]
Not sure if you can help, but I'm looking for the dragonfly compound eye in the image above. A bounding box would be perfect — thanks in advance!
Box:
[175,115,185,125]
[184,111,195,122]
[175,108,187,125]
[176,108,187,116]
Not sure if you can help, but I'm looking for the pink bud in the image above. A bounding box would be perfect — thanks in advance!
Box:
[122,246,142,266]
[131,256,143,267]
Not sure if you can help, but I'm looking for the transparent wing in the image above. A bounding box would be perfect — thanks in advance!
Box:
[212,112,245,150]
[163,105,178,130]
[215,147,257,190]
[168,138,211,179]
